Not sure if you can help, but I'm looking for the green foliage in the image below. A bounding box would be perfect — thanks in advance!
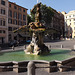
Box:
[27,14,32,25]
[41,4,54,24]
[27,14,34,25]
[30,7,36,22]
[30,3,54,25]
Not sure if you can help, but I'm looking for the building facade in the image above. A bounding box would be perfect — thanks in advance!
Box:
[46,11,64,40]
[0,0,28,44]
[62,10,75,39]
[0,1,64,44]
[8,1,28,42]
[0,0,8,44]
[52,11,64,40]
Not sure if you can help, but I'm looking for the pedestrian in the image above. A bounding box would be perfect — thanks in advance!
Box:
[12,45,15,50]
[24,45,26,49]
[17,41,19,46]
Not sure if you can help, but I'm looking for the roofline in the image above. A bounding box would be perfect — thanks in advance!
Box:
[8,1,28,10]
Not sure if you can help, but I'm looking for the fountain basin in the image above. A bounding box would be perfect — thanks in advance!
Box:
[0,49,75,62]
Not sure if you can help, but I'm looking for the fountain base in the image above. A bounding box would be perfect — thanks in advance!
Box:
[24,43,50,55]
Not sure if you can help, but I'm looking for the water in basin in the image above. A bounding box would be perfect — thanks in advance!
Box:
[0,49,74,62]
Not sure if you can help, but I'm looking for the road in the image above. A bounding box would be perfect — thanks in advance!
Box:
[45,40,75,49]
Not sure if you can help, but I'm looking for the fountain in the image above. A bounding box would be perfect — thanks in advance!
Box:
[14,3,50,55]
[24,3,50,55]
[0,2,75,74]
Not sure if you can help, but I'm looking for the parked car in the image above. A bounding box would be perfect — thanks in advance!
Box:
[26,40,31,44]
[9,40,18,47]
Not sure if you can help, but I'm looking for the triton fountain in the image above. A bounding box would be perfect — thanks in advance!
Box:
[13,3,50,55]
[24,3,50,55]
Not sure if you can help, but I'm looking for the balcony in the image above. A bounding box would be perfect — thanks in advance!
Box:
[0,26,7,29]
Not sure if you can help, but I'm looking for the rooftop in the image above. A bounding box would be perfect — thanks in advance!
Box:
[8,1,28,10]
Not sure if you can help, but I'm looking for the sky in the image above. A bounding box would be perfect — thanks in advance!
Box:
[9,0,75,14]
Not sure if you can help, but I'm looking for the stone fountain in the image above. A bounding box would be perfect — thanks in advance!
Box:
[24,3,50,55]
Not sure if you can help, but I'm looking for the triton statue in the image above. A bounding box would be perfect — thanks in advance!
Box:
[14,3,50,55]
[25,3,50,55]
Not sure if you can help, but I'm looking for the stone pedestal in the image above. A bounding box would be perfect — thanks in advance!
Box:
[24,32,50,55]
[27,61,35,75]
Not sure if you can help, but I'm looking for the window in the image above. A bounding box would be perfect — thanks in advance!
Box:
[14,6,17,9]
[8,19,12,24]
[0,18,5,26]
[23,22,26,25]
[1,0,5,5]
[69,20,71,22]
[74,19,75,21]
[0,30,5,33]
[18,13,22,20]
[18,8,21,11]
[69,15,71,18]
[0,30,2,33]
[3,19,5,26]
[14,12,17,19]
[13,20,17,25]
[23,9,25,12]
[8,10,12,17]
[3,30,5,33]
[70,23,71,25]
[9,4,11,7]
[18,21,22,25]
[66,16,67,19]
[8,27,12,31]
[0,19,2,26]
[73,15,75,17]
[23,15,26,21]
[1,9,5,14]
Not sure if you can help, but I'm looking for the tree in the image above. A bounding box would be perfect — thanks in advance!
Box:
[30,3,54,26]
[27,14,32,25]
